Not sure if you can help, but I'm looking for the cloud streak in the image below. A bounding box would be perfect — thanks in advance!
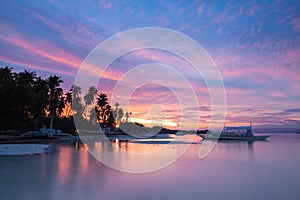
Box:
[0,0,299,129]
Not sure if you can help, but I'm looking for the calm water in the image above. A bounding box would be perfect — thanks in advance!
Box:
[0,133,300,200]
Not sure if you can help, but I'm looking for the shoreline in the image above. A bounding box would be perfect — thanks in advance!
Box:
[0,135,78,144]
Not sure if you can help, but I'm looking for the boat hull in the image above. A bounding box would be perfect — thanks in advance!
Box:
[198,134,270,141]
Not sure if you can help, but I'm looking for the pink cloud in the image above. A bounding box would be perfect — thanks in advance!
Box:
[214,45,300,82]
[211,2,242,24]
[0,54,75,76]
[197,3,205,15]
[131,49,187,67]
[0,34,81,69]
[209,46,300,120]
[247,5,259,16]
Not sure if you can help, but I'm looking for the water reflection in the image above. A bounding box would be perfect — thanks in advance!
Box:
[0,134,300,200]
[206,140,262,162]
[80,134,198,173]
[57,146,72,183]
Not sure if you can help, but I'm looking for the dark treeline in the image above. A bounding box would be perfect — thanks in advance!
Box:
[0,66,128,134]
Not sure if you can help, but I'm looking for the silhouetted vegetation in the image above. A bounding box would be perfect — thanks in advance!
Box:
[0,66,181,136]
[0,66,118,134]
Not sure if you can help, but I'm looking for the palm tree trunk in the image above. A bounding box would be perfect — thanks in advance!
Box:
[50,115,54,130]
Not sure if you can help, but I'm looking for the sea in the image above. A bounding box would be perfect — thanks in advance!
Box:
[0,133,299,200]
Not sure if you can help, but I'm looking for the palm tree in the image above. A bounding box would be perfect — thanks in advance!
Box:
[70,85,83,118]
[64,90,73,118]
[14,70,37,127]
[112,102,120,125]
[96,93,108,129]
[105,105,112,120]
[47,75,64,130]
[84,86,97,105]
[96,93,108,112]
[20,70,37,85]
[56,95,65,117]
[71,85,81,99]
[106,105,115,131]
[48,75,63,96]
[114,102,120,112]
[33,77,49,127]
[83,86,97,120]
[118,108,124,124]
[0,67,17,129]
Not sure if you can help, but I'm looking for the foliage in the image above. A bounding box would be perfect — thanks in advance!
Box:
[0,66,122,134]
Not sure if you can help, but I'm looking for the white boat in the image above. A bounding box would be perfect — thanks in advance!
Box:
[198,123,270,141]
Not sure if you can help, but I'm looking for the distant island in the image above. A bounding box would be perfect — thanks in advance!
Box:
[253,128,300,133]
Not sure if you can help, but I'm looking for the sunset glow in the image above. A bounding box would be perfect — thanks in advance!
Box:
[0,0,299,130]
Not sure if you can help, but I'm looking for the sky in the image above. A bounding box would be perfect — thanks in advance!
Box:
[0,0,299,130]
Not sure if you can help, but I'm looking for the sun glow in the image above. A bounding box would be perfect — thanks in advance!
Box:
[130,117,178,129]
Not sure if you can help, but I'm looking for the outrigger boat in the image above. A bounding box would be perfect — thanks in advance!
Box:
[198,123,270,141]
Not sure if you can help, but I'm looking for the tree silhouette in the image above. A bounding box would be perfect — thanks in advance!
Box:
[84,86,97,105]
[47,75,64,129]
[96,93,109,129]
[64,90,73,118]
[0,67,18,129]
[125,112,130,122]
[114,102,119,112]
[15,70,36,127]
[106,105,115,129]
[118,108,124,124]
[0,66,119,134]
[70,85,83,117]
[83,86,97,120]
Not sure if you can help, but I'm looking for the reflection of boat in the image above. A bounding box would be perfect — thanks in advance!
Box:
[198,124,270,141]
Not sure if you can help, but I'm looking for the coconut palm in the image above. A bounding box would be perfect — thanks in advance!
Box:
[96,93,108,128]
[84,86,97,105]
[64,90,73,118]
[106,105,115,130]
[47,75,64,129]
[0,67,17,129]
[19,70,37,85]
[70,85,83,117]
[34,77,49,127]
[118,108,124,124]
[56,95,65,117]
[83,86,97,120]
[14,70,37,128]
[114,102,120,112]
[125,112,131,122]
[71,85,81,99]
